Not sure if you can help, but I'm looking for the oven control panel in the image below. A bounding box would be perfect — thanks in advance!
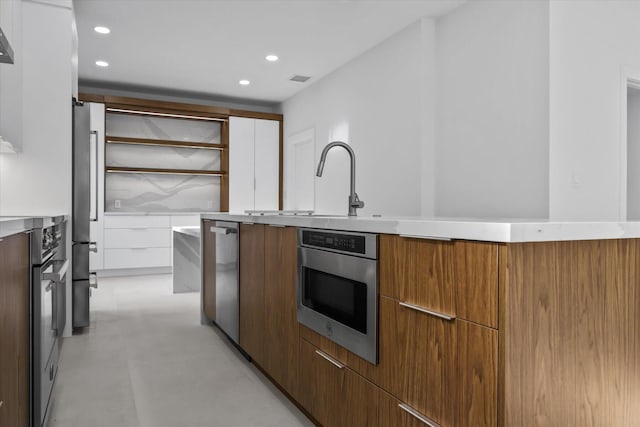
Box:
[300,229,377,259]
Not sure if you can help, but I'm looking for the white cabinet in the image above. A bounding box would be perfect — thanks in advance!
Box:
[89,103,105,270]
[229,117,279,213]
[0,0,22,153]
[99,214,200,271]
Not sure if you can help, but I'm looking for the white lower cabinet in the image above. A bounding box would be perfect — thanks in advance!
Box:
[99,215,200,271]
[104,248,171,270]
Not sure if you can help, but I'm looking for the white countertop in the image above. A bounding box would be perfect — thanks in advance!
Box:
[200,213,640,243]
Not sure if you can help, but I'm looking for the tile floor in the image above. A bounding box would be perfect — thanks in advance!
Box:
[47,274,313,427]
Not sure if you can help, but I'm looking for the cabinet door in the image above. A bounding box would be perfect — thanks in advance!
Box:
[374,296,457,427]
[254,119,280,211]
[239,223,265,365]
[202,220,216,320]
[300,339,379,427]
[263,225,299,399]
[0,233,30,426]
[380,235,455,318]
[228,117,255,213]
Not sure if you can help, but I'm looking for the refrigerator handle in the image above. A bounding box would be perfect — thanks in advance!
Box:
[89,272,98,289]
[90,130,99,222]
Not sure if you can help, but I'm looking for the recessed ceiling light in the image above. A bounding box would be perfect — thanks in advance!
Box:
[239,79,250,86]
[94,26,110,34]
[0,52,4,56]
[95,60,109,67]
[265,54,279,62]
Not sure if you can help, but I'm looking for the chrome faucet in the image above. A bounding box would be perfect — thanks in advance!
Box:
[316,141,365,216]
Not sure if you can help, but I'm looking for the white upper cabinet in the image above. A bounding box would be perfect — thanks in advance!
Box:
[0,0,22,153]
[229,117,280,213]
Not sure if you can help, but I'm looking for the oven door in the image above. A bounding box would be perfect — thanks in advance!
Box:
[297,246,378,364]
[33,258,68,426]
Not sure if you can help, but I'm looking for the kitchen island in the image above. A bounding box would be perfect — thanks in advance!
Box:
[200,213,640,427]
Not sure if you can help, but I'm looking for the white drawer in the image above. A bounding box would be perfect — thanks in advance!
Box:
[104,215,171,229]
[104,228,170,249]
[170,215,201,227]
[104,248,171,269]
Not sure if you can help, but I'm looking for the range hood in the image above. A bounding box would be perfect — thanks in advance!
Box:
[0,25,14,64]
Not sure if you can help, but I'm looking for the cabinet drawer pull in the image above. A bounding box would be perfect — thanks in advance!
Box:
[314,349,345,369]
[398,403,441,427]
[399,301,455,321]
[399,234,452,242]
[267,224,286,228]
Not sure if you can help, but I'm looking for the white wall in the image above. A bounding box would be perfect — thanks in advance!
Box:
[281,19,434,217]
[435,0,550,218]
[549,1,640,220]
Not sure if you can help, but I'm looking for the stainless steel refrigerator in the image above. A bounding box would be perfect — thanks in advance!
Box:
[72,100,98,328]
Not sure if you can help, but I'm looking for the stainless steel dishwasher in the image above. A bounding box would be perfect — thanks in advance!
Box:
[210,221,239,343]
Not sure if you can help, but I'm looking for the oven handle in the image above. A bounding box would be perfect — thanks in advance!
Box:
[42,259,69,284]
[314,349,345,369]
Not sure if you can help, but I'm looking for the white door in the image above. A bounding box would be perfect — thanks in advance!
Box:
[229,117,256,213]
[254,119,280,211]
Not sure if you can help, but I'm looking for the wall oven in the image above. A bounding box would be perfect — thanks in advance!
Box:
[31,217,68,427]
[297,228,378,364]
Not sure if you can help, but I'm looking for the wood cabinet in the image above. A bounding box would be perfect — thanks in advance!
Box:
[239,223,265,365]
[228,117,280,212]
[201,219,216,320]
[380,235,499,328]
[263,225,299,399]
[299,339,378,427]
[0,233,30,426]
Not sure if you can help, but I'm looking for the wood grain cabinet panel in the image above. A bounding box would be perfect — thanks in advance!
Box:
[457,320,497,427]
[380,235,499,328]
[453,241,499,328]
[0,233,30,427]
[379,390,442,427]
[299,339,378,427]
[263,225,299,400]
[201,219,216,320]
[239,223,265,366]
[380,235,455,317]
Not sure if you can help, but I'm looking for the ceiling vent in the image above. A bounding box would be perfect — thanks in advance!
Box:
[290,75,311,83]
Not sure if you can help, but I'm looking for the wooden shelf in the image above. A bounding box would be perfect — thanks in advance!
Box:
[106,136,226,150]
[106,166,226,176]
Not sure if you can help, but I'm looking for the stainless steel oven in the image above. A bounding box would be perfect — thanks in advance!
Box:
[297,228,378,364]
[31,216,68,427]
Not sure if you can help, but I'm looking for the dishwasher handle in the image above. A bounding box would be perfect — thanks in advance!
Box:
[210,226,237,235]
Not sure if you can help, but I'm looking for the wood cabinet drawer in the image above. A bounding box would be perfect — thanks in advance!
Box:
[104,215,170,228]
[104,247,171,269]
[380,234,499,328]
[299,338,378,427]
[104,228,170,249]
[379,390,441,427]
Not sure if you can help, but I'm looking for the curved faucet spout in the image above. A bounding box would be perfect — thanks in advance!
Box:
[316,141,364,216]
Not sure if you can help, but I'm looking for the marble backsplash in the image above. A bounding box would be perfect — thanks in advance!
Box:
[106,113,221,143]
[105,172,220,212]
[106,144,221,170]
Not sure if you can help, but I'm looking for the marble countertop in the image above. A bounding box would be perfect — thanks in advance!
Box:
[0,215,68,239]
[200,213,640,243]
[172,226,201,238]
